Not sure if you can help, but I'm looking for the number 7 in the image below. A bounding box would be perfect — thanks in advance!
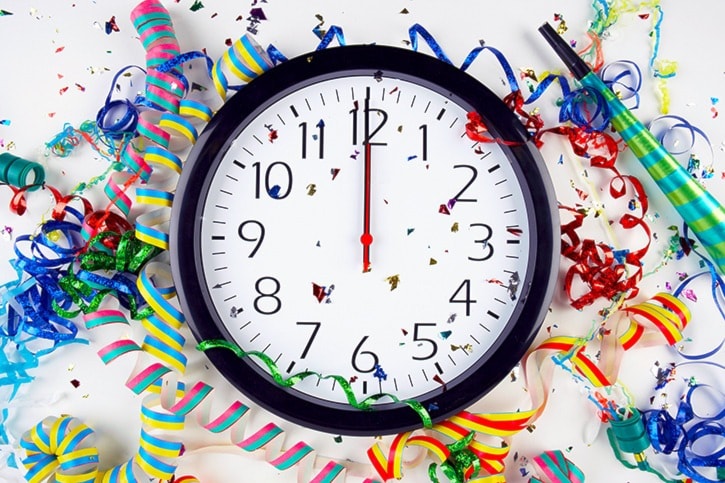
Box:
[296,321,321,359]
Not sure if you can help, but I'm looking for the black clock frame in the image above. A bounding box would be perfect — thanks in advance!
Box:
[170,44,558,436]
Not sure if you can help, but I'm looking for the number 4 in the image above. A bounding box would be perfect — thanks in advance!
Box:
[449,279,476,316]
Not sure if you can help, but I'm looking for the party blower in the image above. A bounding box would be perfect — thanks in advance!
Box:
[539,22,725,275]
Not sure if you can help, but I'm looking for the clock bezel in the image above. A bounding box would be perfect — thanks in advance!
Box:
[170,44,558,436]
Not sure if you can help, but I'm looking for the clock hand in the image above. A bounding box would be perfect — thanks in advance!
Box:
[361,141,373,272]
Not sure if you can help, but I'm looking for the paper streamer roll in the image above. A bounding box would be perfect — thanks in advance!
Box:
[20,416,99,483]
[0,153,45,191]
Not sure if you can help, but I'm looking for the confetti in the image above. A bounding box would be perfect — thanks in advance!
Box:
[450,222,459,232]
[429,258,437,265]
[0,120,10,126]
[432,374,446,389]
[652,361,676,389]
[373,364,387,381]
[439,330,452,340]
[507,271,520,300]
[312,283,334,303]
[105,15,120,34]
[268,185,282,198]
[507,226,523,236]
[190,0,205,12]
[406,228,415,235]
[330,168,340,179]
[70,379,81,388]
[247,7,267,34]
[306,184,317,196]
[0,9,13,15]
[385,274,400,290]
[312,13,326,39]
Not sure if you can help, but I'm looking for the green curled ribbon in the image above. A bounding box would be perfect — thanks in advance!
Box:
[53,231,160,319]
[198,339,432,429]
[80,230,161,274]
[428,431,480,483]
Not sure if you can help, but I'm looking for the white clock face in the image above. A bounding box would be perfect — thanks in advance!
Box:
[198,74,533,405]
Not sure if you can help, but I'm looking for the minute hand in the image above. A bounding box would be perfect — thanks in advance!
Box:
[539,22,725,275]
[361,141,373,273]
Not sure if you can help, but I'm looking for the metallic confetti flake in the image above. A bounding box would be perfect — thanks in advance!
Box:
[306,184,317,196]
[683,289,697,302]
[433,374,446,388]
[105,15,119,34]
[190,0,205,11]
[429,258,437,265]
[439,330,452,340]
[373,364,387,381]
[450,222,459,232]
[268,185,282,198]
[507,272,520,301]
[385,274,400,290]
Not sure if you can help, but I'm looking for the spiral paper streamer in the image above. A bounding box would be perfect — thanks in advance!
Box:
[20,416,99,483]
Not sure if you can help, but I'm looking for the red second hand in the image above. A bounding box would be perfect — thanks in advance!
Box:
[361,142,373,272]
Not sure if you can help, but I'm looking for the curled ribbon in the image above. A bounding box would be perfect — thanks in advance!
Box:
[427,432,480,483]
[529,450,585,483]
[20,416,99,483]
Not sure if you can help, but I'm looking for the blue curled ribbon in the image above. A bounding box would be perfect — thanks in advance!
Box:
[600,60,642,109]
[558,86,611,132]
[155,50,215,95]
[315,25,346,51]
[643,382,725,482]
[648,115,713,160]
[408,23,520,94]
[95,65,146,139]
[671,224,725,360]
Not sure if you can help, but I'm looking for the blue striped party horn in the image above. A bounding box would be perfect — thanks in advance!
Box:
[539,22,725,275]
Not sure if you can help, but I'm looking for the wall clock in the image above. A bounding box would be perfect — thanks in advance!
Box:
[170,44,558,436]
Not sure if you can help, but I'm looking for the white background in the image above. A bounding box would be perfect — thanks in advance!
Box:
[1,1,724,482]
